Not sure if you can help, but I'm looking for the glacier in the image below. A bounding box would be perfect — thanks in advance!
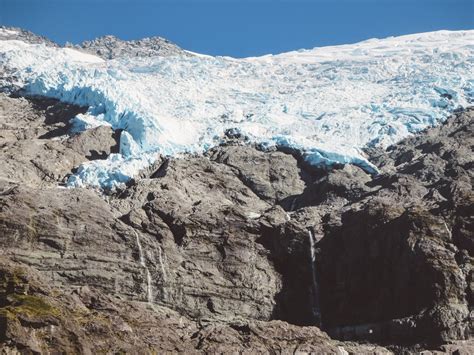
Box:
[1,29,473,189]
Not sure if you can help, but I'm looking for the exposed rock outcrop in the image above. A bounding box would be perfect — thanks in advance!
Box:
[0,94,118,187]
[0,26,58,47]
[0,92,472,353]
[72,35,191,59]
[315,109,473,344]
[1,258,346,354]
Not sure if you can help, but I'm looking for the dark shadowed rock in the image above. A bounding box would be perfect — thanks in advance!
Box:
[314,108,474,344]
[318,204,470,343]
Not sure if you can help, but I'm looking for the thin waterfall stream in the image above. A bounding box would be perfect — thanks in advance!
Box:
[307,228,321,326]
[157,245,167,282]
[134,230,153,303]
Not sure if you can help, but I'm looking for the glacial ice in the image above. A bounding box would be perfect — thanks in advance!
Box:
[1,30,473,189]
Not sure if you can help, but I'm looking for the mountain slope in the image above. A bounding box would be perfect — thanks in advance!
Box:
[0,93,472,354]
[0,28,473,353]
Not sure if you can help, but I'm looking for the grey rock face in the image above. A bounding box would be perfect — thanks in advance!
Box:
[72,34,191,59]
[0,94,330,352]
[119,156,280,322]
[0,90,473,353]
[315,109,474,344]
[2,256,375,354]
[0,94,118,187]
[209,145,309,206]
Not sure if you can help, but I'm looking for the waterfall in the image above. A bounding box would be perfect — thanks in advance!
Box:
[157,245,167,282]
[145,268,153,303]
[134,230,153,303]
[443,221,452,239]
[307,228,321,326]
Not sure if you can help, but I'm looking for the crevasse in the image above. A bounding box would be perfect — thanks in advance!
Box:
[1,30,473,189]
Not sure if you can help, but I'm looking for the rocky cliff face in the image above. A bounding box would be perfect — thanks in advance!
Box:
[0,92,472,353]
[316,112,473,344]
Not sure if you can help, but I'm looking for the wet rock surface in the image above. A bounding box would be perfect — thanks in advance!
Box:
[0,93,473,353]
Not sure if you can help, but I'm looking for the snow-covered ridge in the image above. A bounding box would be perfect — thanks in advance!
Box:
[1,30,473,189]
[0,26,59,47]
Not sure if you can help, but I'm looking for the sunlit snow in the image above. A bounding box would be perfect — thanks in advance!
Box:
[1,30,473,189]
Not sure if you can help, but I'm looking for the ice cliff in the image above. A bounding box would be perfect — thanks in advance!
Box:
[1,28,473,189]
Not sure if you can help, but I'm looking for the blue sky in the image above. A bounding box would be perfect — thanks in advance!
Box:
[1,0,473,57]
